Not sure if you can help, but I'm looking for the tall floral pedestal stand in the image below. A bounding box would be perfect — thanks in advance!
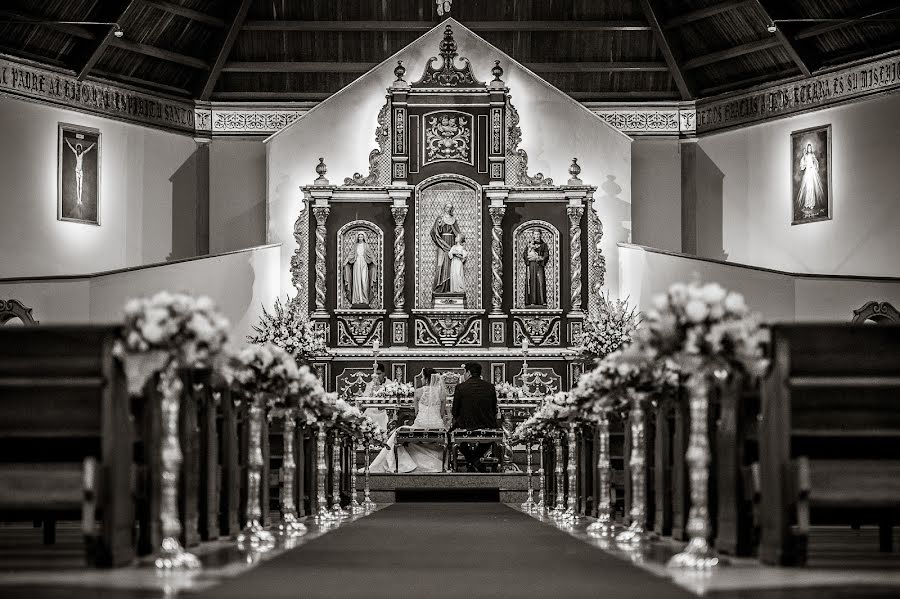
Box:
[587,409,618,538]
[668,371,726,570]
[314,424,333,523]
[536,438,546,513]
[362,443,377,512]
[237,394,276,550]
[275,409,307,538]
[616,391,654,546]
[330,431,349,519]
[348,437,364,514]
[153,362,202,569]
[561,425,580,522]
[520,441,535,512]
[551,431,566,518]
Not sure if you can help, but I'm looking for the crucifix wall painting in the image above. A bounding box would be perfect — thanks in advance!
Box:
[790,124,831,225]
[58,123,100,225]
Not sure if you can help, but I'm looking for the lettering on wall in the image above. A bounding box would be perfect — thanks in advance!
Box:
[696,54,900,133]
[0,58,195,132]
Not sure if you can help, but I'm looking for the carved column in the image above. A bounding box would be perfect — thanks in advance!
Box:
[586,195,606,320]
[391,206,408,311]
[567,206,584,317]
[291,200,310,314]
[488,206,506,314]
[312,206,330,317]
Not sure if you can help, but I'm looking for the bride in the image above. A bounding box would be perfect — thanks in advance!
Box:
[367,369,449,473]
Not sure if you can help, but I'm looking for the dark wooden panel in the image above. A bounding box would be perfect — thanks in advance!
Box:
[0,463,82,510]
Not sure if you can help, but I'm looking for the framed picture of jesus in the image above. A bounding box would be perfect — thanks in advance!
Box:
[58,123,101,225]
[790,124,831,225]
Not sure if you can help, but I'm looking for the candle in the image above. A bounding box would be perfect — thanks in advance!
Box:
[521,339,529,352]
[373,340,380,352]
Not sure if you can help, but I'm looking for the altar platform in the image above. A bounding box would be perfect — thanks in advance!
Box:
[358,472,528,504]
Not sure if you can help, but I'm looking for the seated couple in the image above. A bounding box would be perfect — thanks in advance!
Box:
[368,362,499,473]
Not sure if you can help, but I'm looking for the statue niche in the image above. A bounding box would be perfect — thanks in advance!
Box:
[337,221,383,310]
[513,221,560,310]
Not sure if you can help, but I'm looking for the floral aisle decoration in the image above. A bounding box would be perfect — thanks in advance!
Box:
[248,297,327,364]
[641,280,768,570]
[228,343,300,548]
[115,291,230,570]
[578,292,640,362]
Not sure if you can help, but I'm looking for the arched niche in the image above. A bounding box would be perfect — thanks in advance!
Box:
[0,299,38,326]
[336,220,384,310]
[512,220,561,310]
[852,301,899,324]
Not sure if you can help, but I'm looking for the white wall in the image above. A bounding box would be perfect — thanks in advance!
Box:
[618,243,900,322]
[0,244,282,343]
[0,96,205,278]
[694,91,900,276]
[266,19,632,300]
[209,137,267,253]
[631,138,682,252]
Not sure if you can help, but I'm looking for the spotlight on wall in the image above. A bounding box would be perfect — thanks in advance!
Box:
[766,21,777,33]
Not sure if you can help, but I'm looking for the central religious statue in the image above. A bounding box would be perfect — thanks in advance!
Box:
[524,229,549,306]
[431,203,463,293]
[343,232,376,307]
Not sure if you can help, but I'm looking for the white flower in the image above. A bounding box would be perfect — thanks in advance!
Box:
[124,299,143,317]
[145,307,169,326]
[669,282,688,305]
[685,299,709,323]
[701,283,727,305]
[652,294,669,311]
[195,296,215,312]
[724,292,747,316]
[141,322,166,344]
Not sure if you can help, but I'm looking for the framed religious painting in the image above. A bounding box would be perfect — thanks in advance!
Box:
[58,123,101,225]
[790,124,831,225]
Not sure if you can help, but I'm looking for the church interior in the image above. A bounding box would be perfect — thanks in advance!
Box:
[0,1,899,597]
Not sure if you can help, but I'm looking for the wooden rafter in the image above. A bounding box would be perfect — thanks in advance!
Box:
[91,69,192,97]
[795,5,900,40]
[639,0,693,100]
[699,67,800,96]
[199,0,253,100]
[241,20,652,32]
[0,9,95,39]
[109,37,208,69]
[140,0,225,28]
[75,0,140,81]
[682,38,781,70]
[664,0,750,29]
[751,0,812,76]
[222,61,669,74]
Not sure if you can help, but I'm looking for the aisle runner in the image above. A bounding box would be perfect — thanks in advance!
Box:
[191,503,698,599]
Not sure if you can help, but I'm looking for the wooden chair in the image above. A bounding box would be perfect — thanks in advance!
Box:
[0,325,134,567]
[758,323,900,565]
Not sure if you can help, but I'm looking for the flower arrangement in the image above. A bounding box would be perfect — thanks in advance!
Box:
[495,381,522,398]
[228,343,300,402]
[579,292,640,362]
[372,381,415,398]
[248,297,327,363]
[640,281,768,377]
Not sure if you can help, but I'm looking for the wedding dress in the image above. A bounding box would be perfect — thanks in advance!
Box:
[367,374,448,473]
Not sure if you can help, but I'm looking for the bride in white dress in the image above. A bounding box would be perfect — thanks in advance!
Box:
[367,373,449,473]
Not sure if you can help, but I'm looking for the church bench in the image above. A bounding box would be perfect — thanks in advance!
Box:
[0,325,134,567]
[758,323,900,566]
[449,429,504,472]
[394,428,448,473]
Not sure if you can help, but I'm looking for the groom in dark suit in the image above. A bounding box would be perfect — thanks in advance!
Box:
[451,362,499,472]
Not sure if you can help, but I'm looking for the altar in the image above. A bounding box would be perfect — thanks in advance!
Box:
[286,26,608,410]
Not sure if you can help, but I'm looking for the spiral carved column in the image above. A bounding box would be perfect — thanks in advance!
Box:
[312,206,330,316]
[586,197,606,318]
[391,206,408,311]
[488,206,506,314]
[567,206,584,316]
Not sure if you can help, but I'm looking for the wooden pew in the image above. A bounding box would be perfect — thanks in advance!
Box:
[215,379,241,537]
[0,325,134,567]
[758,323,900,566]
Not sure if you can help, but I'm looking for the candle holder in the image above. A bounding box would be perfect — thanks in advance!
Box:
[668,372,725,570]
[536,438,546,512]
[551,431,565,518]
[331,431,349,518]
[616,391,653,546]
[363,444,376,511]
[315,424,333,523]
[520,441,535,511]
[153,363,201,569]
[587,409,618,537]
[561,424,579,522]
[237,395,276,550]
[349,437,364,514]
[275,409,307,538]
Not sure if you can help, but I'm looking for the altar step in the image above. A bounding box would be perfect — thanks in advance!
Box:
[357,473,529,503]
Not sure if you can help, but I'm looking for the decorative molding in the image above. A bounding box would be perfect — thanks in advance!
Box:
[488,205,506,314]
[0,299,38,325]
[851,300,900,323]
[391,206,408,312]
[344,101,391,186]
[392,363,407,383]
[336,314,383,347]
[586,197,606,312]
[311,206,330,315]
[212,109,305,133]
[490,319,505,344]
[336,220,383,310]
[335,368,372,400]
[568,320,585,346]
[568,362,585,388]
[312,362,331,391]
[414,313,481,347]
[513,316,561,347]
[593,108,680,134]
[512,367,561,398]
[411,25,483,89]
[490,363,507,385]
[567,206,584,316]
[328,346,576,359]
[290,201,310,313]
[422,110,473,165]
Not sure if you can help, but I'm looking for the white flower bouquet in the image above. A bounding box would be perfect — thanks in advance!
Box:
[372,381,415,398]
[248,297,327,363]
[495,381,522,398]
[228,343,300,403]
[579,292,640,362]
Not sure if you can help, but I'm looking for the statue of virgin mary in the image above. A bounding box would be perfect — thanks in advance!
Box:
[343,232,375,307]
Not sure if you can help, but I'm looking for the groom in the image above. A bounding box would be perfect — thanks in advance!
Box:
[451,362,499,473]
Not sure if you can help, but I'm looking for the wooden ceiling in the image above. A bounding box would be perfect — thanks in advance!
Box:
[0,0,898,103]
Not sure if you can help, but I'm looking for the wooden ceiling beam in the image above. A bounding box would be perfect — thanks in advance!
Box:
[751,0,811,75]
[682,38,781,70]
[76,0,141,80]
[211,91,334,101]
[699,67,800,96]
[569,90,682,100]
[795,5,900,40]
[222,61,670,74]
[91,69,192,96]
[664,0,750,29]
[241,20,652,32]
[639,0,693,99]
[0,9,96,39]
[109,37,208,69]
[140,1,225,28]
[199,0,253,101]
